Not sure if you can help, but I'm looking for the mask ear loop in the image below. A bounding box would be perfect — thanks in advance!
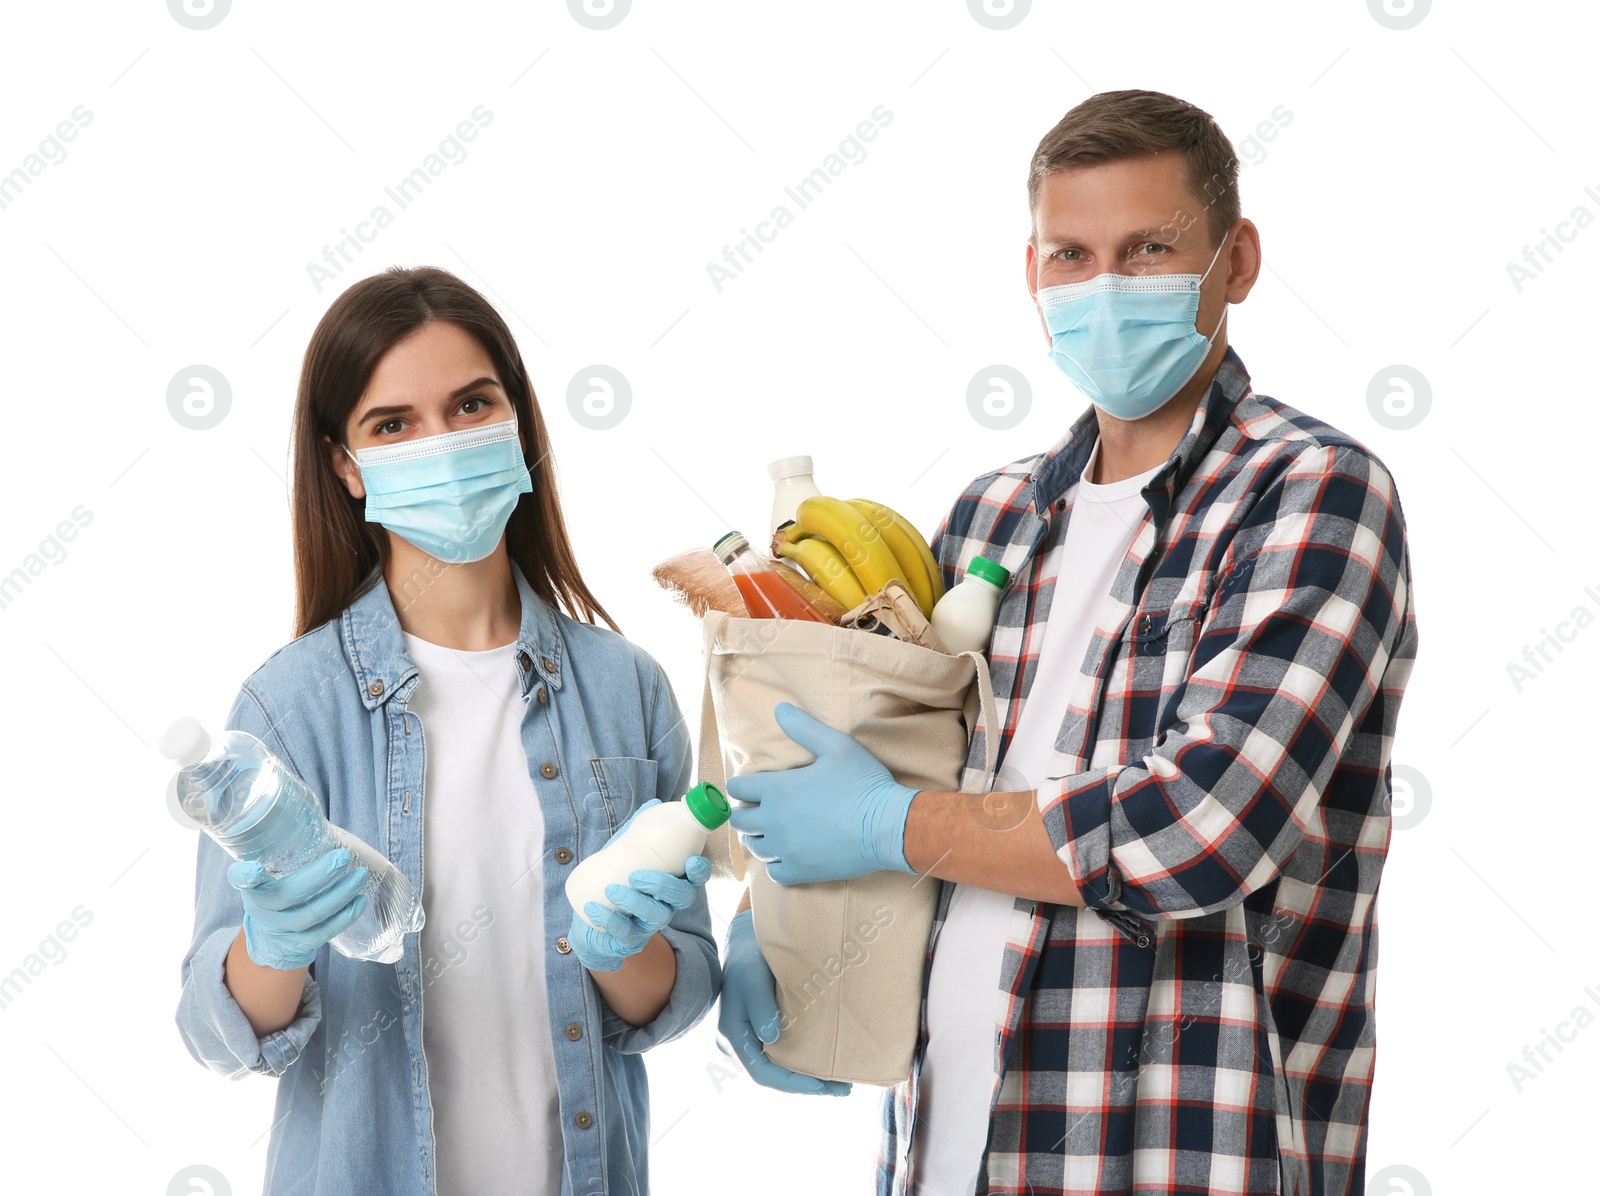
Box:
[1166,264,1231,403]
[1196,233,1228,287]
[1197,232,1231,343]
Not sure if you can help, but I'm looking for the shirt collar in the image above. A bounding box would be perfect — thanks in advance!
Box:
[341,558,566,710]
[1029,343,1253,517]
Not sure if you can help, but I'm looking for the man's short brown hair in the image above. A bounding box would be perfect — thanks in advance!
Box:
[1028,89,1240,251]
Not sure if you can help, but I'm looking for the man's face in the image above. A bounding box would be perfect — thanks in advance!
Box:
[1027,150,1230,333]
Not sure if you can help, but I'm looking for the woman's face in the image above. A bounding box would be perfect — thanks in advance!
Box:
[329,321,520,501]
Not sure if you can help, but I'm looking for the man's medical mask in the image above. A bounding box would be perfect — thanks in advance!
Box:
[342,418,533,563]
[1037,236,1229,421]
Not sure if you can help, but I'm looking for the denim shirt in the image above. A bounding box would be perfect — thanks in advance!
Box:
[175,561,719,1196]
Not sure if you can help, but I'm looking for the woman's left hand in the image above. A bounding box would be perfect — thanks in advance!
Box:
[569,801,712,973]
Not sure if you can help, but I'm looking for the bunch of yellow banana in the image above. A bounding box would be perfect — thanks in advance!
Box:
[774,496,945,616]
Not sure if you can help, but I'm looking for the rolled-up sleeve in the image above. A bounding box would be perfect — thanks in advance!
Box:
[1038,444,1416,920]
[598,662,722,1053]
[174,685,324,1078]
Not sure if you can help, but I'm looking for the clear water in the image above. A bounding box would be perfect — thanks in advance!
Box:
[179,735,423,964]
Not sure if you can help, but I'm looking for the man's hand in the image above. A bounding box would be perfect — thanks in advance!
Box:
[725,702,920,885]
[716,909,851,1096]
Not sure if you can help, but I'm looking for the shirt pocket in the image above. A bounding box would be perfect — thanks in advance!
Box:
[584,755,659,843]
[1091,599,1209,763]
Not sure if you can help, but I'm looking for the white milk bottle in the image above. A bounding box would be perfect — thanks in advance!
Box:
[768,456,823,535]
[929,555,1011,655]
[566,782,732,927]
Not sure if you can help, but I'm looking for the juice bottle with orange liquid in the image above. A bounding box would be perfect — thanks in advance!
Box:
[712,531,833,623]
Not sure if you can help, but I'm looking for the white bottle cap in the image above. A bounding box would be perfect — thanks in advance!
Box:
[767,455,815,482]
[159,716,212,767]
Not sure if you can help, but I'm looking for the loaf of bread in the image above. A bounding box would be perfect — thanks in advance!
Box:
[651,549,750,618]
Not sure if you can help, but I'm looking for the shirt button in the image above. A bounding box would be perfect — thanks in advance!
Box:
[1138,616,1152,635]
[535,685,548,704]
[565,1022,583,1041]
[542,657,556,672]
[554,846,573,864]
[368,680,384,696]
[555,936,571,954]
[574,1111,593,1129]
[518,651,531,669]
[540,761,559,780]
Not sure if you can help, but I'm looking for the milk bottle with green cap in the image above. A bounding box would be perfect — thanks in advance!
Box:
[565,782,732,927]
[929,554,1011,655]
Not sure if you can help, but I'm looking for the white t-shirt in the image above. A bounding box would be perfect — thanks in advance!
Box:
[403,631,564,1196]
[912,437,1163,1196]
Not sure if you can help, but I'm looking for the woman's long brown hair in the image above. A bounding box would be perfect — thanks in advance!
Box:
[288,265,618,639]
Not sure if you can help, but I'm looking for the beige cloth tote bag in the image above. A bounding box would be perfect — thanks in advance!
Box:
[697,609,998,1085]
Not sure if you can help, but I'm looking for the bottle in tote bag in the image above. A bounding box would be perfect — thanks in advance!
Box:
[566,782,732,927]
[713,531,833,623]
[929,555,1011,655]
[768,455,823,535]
[161,716,425,964]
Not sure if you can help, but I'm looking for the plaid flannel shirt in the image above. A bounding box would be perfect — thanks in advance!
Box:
[877,345,1418,1196]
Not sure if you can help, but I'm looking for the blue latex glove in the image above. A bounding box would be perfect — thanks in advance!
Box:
[569,798,713,973]
[725,703,920,885]
[227,847,370,971]
[716,909,851,1096]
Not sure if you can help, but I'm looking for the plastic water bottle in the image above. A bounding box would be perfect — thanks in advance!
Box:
[929,554,1011,655]
[566,782,732,928]
[161,716,424,964]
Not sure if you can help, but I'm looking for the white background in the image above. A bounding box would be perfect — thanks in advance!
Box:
[1,1,1593,1193]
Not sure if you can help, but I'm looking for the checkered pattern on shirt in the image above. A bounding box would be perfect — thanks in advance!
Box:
[877,345,1419,1196]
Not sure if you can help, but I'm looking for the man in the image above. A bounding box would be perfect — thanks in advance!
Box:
[720,88,1418,1196]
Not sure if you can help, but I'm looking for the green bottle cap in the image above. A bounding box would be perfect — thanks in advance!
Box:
[684,781,731,830]
[711,531,749,566]
[966,555,1010,589]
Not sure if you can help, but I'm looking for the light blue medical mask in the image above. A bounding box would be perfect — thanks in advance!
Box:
[1038,236,1229,421]
[342,418,533,563]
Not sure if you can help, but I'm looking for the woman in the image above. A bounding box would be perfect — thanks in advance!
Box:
[175,265,718,1196]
